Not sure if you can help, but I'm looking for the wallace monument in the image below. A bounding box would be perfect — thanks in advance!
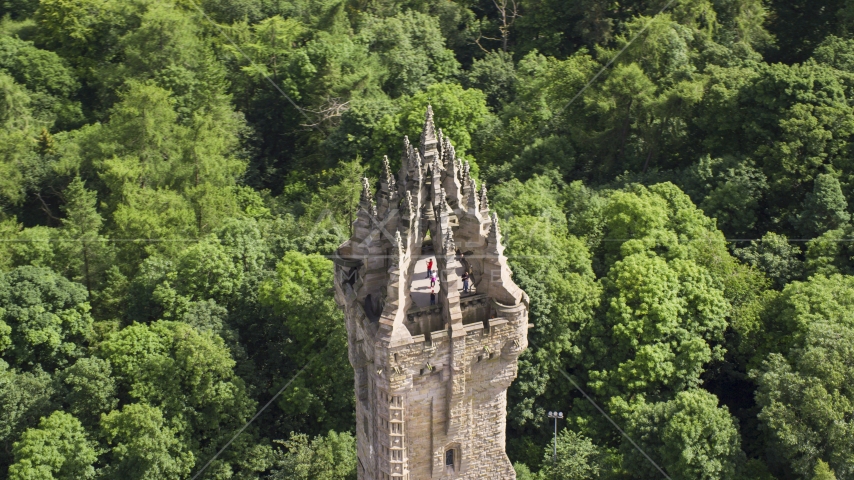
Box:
[333,106,530,479]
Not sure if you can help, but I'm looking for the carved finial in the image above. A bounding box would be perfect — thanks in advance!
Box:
[401,136,411,170]
[444,137,455,166]
[414,151,423,181]
[420,105,437,149]
[441,140,450,167]
[408,142,417,168]
[461,161,471,190]
[360,177,372,203]
[401,191,413,215]
[444,228,456,254]
[439,187,449,211]
[489,212,502,243]
[382,156,396,192]
[479,182,489,212]
[392,230,405,264]
[444,140,457,174]
[462,163,476,196]
[437,128,445,160]
[466,176,479,211]
[432,145,443,174]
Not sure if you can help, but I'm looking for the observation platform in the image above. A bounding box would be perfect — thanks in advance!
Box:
[410,254,473,307]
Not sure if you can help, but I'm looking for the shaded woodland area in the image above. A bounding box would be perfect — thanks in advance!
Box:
[2,0,854,478]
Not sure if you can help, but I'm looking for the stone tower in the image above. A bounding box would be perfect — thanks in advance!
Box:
[332,107,529,480]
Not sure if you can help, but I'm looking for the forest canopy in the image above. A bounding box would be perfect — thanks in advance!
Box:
[2,0,854,478]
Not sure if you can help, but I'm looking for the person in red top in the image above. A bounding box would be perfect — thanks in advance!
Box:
[427,258,434,278]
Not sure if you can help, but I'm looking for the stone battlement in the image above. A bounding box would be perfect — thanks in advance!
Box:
[333,107,529,480]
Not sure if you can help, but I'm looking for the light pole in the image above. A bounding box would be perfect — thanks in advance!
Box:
[548,411,563,478]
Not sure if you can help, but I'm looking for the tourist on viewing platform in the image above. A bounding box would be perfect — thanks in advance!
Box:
[430,289,436,305]
[462,272,470,293]
[427,258,433,277]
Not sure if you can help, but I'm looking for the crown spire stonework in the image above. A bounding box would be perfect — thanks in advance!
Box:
[332,107,528,480]
[421,104,437,146]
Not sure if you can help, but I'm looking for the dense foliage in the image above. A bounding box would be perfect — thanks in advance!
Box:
[2,0,854,478]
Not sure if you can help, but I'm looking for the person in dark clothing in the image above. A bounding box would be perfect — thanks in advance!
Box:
[462,272,470,293]
[430,289,436,305]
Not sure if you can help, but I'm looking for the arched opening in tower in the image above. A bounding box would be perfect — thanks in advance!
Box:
[407,226,434,308]
[409,230,472,308]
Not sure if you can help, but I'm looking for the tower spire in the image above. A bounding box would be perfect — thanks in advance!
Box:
[420,105,440,166]
[421,105,437,147]
[332,103,527,480]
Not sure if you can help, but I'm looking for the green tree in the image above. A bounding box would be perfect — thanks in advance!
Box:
[804,227,854,277]
[270,430,356,480]
[513,462,539,480]
[482,50,598,179]
[173,235,244,304]
[753,274,854,366]
[0,361,54,476]
[538,429,602,480]
[110,187,198,269]
[357,9,460,97]
[0,72,36,209]
[766,0,852,63]
[260,251,354,432]
[8,411,97,480]
[753,320,854,478]
[97,321,257,475]
[684,155,768,238]
[10,226,56,269]
[0,0,39,19]
[579,185,731,401]
[585,62,657,176]
[465,49,517,109]
[57,177,110,294]
[588,252,728,398]
[696,62,854,230]
[55,357,117,427]
[813,460,838,480]
[617,389,742,480]
[90,79,243,203]
[813,35,854,72]
[0,266,93,371]
[100,403,195,480]
[0,36,82,129]
[735,232,802,288]
[111,2,222,115]
[493,175,600,430]
[795,173,851,237]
